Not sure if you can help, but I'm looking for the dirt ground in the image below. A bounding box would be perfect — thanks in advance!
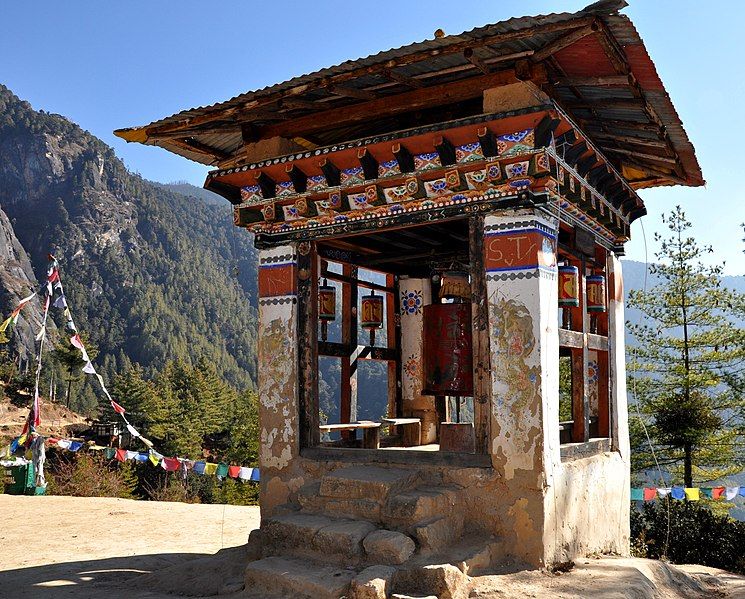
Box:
[1,494,743,599]
[0,495,260,599]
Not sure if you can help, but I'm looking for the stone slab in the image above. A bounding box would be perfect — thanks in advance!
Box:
[363,529,416,565]
[384,486,460,522]
[320,466,418,501]
[244,556,355,599]
[313,519,377,556]
[412,513,464,553]
[349,565,396,599]
[262,513,334,552]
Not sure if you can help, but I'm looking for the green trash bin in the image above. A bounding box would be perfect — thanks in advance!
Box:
[4,462,36,495]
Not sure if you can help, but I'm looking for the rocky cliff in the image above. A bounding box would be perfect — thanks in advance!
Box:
[0,84,259,413]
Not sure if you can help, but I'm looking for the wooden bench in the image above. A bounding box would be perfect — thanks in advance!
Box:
[319,421,382,449]
[382,417,421,447]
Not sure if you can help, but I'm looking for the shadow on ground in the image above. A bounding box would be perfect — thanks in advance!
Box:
[0,546,248,599]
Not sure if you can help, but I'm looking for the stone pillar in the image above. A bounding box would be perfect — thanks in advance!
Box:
[483,208,560,565]
[608,251,630,549]
[257,244,300,517]
[399,278,436,443]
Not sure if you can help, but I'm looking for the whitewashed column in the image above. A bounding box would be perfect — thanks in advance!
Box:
[483,208,560,563]
[257,245,300,515]
[399,278,436,442]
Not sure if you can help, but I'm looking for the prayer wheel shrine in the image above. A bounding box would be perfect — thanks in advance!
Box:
[117,1,702,594]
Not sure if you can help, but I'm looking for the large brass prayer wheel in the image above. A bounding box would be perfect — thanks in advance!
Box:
[422,303,473,396]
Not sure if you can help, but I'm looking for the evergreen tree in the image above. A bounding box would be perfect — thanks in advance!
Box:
[628,206,745,487]
[52,333,97,409]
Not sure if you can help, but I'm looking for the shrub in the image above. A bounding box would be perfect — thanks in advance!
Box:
[631,500,745,574]
[46,450,137,499]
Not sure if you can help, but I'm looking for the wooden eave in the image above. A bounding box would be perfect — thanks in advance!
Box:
[114,0,702,193]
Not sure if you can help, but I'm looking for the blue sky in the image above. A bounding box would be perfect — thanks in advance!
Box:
[1,1,743,273]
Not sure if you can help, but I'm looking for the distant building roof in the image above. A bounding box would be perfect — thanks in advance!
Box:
[115,0,702,190]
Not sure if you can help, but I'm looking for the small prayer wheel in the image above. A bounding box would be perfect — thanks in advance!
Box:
[318,280,336,321]
[360,290,384,346]
[586,275,607,313]
[558,265,580,307]
[318,279,336,342]
[438,270,470,301]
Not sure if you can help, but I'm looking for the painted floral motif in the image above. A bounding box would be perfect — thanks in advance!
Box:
[276,180,296,197]
[587,360,599,383]
[497,129,535,157]
[282,204,301,221]
[403,354,420,380]
[465,169,489,190]
[535,150,550,173]
[486,160,501,181]
[340,166,365,186]
[240,184,263,205]
[424,177,449,197]
[414,152,442,171]
[504,161,529,179]
[307,174,327,192]
[400,290,423,316]
[378,159,401,178]
[348,192,373,210]
[383,185,412,204]
[455,142,485,164]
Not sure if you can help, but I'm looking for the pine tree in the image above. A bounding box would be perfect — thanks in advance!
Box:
[52,333,97,409]
[628,206,745,487]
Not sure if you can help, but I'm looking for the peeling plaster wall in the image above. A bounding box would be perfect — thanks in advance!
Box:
[257,244,300,518]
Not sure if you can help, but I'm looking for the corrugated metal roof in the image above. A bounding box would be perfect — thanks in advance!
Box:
[115,0,702,189]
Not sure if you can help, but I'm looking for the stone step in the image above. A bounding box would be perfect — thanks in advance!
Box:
[298,480,383,522]
[263,512,376,562]
[406,533,500,576]
[244,556,356,599]
[319,465,420,502]
[383,485,461,524]
[411,513,465,553]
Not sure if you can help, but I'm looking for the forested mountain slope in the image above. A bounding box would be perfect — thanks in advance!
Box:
[0,85,259,413]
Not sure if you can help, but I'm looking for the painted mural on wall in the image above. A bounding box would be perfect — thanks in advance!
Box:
[257,246,298,470]
[484,212,558,479]
[488,293,542,477]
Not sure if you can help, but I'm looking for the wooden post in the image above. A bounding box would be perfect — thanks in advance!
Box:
[297,242,319,448]
[571,258,590,443]
[386,273,402,419]
[340,264,358,430]
[469,215,491,455]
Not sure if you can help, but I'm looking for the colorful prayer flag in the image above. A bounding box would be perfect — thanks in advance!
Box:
[657,488,671,498]
[104,447,116,460]
[684,488,700,501]
[204,462,218,476]
[68,441,83,452]
[238,466,252,480]
[643,488,656,501]
[250,468,260,482]
[110,400,126,415]
[700,488,713,499]
[671,487,685,500]
[216,463,229,478]
[161,457,180,472]
[193,461,206,475]
[712,487,725,500]
[228,465,241,478]
[115,448,127,462]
